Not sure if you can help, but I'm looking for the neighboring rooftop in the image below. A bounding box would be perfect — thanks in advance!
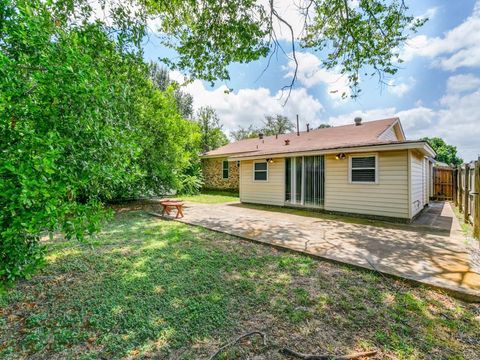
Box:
[202,117,427,159]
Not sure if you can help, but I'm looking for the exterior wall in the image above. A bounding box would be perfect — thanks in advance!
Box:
[324,150,410,219]
[409,150,426,217]
[239,159,285,206]
[201,158,239,191]
[378,126,398,141]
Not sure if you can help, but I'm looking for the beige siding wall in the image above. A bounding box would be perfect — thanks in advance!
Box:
[324,150,409,219]
[240,159,285,206]
[410,150,425,217]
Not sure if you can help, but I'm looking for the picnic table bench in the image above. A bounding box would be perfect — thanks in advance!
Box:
[160,200,184,219]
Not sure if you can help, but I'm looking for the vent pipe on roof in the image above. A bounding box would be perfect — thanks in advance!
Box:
[354,117,362,126]
[284,139,290,146]
[296,114,300,136]
[306,123,310,132]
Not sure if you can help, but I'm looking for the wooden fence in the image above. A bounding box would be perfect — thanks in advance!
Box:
[453,159,480,239]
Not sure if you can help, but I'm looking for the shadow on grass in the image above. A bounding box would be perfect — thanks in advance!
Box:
[0,211,478,359]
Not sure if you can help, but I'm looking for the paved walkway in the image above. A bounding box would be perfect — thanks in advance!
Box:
[172,202,480,301]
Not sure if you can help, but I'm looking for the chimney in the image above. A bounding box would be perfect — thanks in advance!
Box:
[284,139,290,146]
[354,117,362,126]
[258,133,264,139]
[306,123,310,132]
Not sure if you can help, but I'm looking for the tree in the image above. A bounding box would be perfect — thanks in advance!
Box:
[318,124,332,129]
[261,115,294,136]
[422,137,463,165]
[196,107,229,152]
[0,0,198,283]
[230,125,259,141]
[148,62,194,119]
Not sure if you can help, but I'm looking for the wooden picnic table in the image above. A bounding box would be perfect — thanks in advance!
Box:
[160,201,184,219]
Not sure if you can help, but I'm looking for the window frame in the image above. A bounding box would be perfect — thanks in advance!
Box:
[253,160,269,182]
[348,153,378,184]
[222,160,229,179]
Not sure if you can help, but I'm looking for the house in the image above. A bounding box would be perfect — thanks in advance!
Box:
[201,117,436,221]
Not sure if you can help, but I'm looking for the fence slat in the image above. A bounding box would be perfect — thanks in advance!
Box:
[474,160,480,239]
[464,165,470,224]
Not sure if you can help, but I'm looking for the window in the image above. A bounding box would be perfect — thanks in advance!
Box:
[349,155,377,183]
[253,161,268,181]
[222,160,229,179]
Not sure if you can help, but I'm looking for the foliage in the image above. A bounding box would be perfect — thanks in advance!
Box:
[1,211,478,358]
[261,115,294,136]
[0,0,196,282]
[148,62,194,119]
[318,123,332,129]
[178,167,204,195]
[230,124,259,141]
[196,106,229,152]
[147,0,425,97]
[422,137,463,165]
[230,114,294,140]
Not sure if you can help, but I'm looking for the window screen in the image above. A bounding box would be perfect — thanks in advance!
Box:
[351,156,376,183]
[222,160,229,179]
[254,162,268,181]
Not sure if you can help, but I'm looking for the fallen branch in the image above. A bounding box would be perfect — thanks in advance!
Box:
[281,348,377,360]
[208,331,267,360]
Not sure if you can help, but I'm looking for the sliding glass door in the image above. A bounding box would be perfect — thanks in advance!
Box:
[285,155,324,207]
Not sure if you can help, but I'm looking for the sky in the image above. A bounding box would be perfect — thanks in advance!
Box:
[142,0,480,161]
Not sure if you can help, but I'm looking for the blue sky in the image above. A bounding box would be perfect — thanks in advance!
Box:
[143,0,480,161]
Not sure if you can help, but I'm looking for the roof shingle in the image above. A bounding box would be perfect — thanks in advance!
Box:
[203,117,401,158]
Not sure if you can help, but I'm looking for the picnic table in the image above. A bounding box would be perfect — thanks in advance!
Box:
[160,200,184,219]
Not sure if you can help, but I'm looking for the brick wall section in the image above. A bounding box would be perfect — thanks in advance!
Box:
[201,158,239,191]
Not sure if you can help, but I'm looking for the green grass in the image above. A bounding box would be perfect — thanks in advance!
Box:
[181,190,239,204]
[1,211,479,359]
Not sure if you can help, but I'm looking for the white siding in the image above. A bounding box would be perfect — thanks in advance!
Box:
[410,150,425,217]
[378,126,398,141]
[324,150,409,219]
[240,159,285,206]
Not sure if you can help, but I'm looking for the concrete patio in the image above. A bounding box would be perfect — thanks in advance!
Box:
[172,201,480,301]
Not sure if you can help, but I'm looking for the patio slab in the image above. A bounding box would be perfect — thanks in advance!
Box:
[169,201,480,301]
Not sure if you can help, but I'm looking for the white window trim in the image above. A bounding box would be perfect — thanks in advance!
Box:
[348,153,378,184]
[222,160,229,179]
[253,160,268,182]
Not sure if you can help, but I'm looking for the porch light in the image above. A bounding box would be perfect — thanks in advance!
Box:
[266,158,274,164]
[335,153,346,160]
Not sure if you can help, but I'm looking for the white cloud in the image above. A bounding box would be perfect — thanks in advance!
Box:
[401,1,480,70]
[446,74,480,94]
[173,72,324,133]
[387,77,416,97]
[284,52,351,101]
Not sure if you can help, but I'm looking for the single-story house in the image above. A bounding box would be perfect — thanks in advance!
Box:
[201,117,436,221]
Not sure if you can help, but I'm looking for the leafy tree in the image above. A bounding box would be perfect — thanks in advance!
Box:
[150,0,425,98]
[148,62,194,119]
[422,137,463,165]
[196,107,229,152]
[0,0,197,282]
[261,115,294,136]
[230,125,259,141]
[318,124,332,129]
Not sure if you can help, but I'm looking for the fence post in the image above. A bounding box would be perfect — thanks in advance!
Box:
[453,168,458,207]
[464,165,470,223]
[474,160,480,239]
[458,166,463,212]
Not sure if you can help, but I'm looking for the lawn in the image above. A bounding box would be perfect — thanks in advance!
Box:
[1,210,479,359]
[181,190,239,204]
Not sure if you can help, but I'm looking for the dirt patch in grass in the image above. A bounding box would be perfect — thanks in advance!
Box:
[1,211,479,359]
